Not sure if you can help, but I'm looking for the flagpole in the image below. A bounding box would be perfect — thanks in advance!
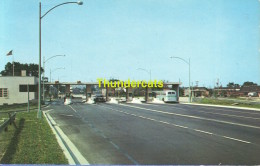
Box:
[6,50,14,76]
[12,53,14,76]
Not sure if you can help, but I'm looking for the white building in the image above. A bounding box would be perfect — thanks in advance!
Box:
[0,76,38,105]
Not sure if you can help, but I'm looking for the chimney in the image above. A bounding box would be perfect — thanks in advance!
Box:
[21,70,26,76]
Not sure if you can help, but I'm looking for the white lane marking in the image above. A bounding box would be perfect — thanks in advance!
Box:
[222,136,251,144]
[69,105,77,113]
[181,104,260,115]
[194,129,213,135]
[145,103,260,120]
[120,104,260,129]
[60,114,74,117]
[98,104,252,144]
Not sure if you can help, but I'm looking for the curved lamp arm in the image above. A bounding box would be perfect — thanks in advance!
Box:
[41,1,83,19]
[170,56,189,65]
[137,68,150,74]
[45,55,65,63]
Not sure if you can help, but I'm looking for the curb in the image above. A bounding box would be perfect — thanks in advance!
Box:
[181,103,260,112]
[43,111,89,165]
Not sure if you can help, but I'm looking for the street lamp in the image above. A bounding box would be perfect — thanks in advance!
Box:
[38,1,83,118]
[137,68,152,81]
[170,56,191,103]
[43,55,65,103]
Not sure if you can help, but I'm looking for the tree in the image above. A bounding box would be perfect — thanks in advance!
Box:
[227,82,240,88]
[0,62,43,77]
[227,82,234,88]
[179,87,184,97]
[242,81,257,86]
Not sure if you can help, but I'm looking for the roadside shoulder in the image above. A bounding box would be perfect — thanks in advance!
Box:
[43,110,89,165]
[181,103,260,112]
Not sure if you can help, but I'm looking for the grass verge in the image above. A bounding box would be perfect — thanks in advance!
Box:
[194,98,260,109]
[0,103,38,112]
[0,111,68,164]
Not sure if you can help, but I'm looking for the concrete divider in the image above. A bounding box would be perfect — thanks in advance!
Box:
[152,98,164,104]
[130,98,143,104]
[107,98,119,104]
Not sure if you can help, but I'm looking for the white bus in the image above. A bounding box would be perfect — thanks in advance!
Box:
[153,90,178,103]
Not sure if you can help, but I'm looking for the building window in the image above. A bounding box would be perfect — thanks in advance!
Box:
[0,88,8,97]
[19,85,38,92]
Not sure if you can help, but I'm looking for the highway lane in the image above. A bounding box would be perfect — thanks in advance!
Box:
[45,100,260,164]
[102,103,260,145]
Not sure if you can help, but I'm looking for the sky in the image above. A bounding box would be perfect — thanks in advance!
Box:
[0,0,259,87]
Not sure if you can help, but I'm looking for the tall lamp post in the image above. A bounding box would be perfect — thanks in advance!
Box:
[137,68,152,81]
[170,56,191,103]
[38,1,83,118]
[43,55,65,103]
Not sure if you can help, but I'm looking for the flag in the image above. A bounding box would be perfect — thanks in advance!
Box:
[6,50,13,56]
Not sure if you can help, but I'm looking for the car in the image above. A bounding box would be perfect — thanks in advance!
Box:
[93,94,106,102]
[248,92,258,97]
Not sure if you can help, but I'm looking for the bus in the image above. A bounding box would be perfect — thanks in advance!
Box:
[153,90,178,103]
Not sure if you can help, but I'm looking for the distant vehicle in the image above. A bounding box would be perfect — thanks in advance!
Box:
[248,92,258,97]
[93,94,106,102]
[153,90,178,102]
[64,97,72,105]
[64,93,72,105]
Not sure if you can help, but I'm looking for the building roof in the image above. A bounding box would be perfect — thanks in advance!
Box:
[184,87,209,91]
[214,87,240,91]
[192,87,209,91]
[240,85,260,92]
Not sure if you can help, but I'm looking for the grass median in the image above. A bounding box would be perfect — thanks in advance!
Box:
[0,109,68,164]
[194,98,260,109]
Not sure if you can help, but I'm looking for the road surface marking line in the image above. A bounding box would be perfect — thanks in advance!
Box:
[181,104,260,115]
[80,107,139,165]
[191,110,260,120]
[98,104,253,145]
[194,129,213,135]
[222,136,251,144]
[110,141,120,150]
[60,114,74,117]
[148,103,187,111]
[159,121,170,125]
[173,124,188,129]
[183,103,260,112]
[121,104,260,129]
[148,104,260,120]
[69,105,77,113]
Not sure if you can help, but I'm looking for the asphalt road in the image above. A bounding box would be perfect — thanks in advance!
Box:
[44,100,260,164]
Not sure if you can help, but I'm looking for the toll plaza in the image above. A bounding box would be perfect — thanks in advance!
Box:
[44,81,181,103]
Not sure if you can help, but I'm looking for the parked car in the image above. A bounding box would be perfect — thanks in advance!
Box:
[248,92,258,97]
